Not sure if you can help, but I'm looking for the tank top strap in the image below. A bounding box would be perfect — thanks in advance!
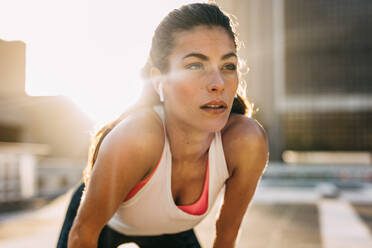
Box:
[153,105,166,124]
[212,131,230,181]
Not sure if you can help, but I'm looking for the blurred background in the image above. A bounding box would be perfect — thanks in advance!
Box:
[0,0,371,247]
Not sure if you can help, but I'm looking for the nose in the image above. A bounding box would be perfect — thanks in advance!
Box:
[207,69,225,93]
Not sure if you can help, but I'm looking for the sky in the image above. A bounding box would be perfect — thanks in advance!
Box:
[0,0,206,125]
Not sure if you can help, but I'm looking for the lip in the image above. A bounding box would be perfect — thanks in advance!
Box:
[200,100,227,108]
[200,100,228,115]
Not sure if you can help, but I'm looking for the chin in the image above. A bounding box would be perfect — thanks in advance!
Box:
[201,117,229,133]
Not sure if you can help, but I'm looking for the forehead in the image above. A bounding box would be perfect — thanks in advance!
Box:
[170,25,236,59]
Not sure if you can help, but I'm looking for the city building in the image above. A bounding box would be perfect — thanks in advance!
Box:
[217,0,372,163]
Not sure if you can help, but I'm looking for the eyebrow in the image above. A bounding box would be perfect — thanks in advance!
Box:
[182,52,237,61]
[221,52,237,60]
[182,53,208,61]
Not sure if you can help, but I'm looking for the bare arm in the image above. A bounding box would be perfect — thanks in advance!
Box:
[213,116,269,248]
[68,111,163,248]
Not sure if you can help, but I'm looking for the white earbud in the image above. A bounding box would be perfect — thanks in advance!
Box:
[158,82,164,102]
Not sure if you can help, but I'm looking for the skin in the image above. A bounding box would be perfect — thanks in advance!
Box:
[68,25,268,248]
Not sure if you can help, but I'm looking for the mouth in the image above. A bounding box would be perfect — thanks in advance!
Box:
[200,101,227,113]
[200,105,226,109]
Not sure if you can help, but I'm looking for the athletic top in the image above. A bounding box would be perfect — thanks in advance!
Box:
[124,153,209,215]
[107,105,229,236]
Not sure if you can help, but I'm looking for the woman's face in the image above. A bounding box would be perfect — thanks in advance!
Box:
[161,25,239,132]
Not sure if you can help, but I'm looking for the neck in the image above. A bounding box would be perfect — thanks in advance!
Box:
[163,112,215,164]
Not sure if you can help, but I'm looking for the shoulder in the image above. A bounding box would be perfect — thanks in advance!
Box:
[221,114,268,177]
[102,107,164,150]
[97,107,164,172]
[74,108,165,230]
[222,114,267,141]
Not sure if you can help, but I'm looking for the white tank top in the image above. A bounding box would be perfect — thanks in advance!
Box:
[107,105,229,235]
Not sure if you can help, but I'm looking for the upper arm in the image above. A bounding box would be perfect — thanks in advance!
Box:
[73,110,164,237]
[215,115,269,245]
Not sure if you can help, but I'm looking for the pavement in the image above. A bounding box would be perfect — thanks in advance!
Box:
[0,184,372,248]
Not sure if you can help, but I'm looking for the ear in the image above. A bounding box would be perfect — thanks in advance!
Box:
[150,67,162,94]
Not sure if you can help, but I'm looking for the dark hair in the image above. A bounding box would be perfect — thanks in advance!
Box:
[83,3,252,187]
[149,3,236,74]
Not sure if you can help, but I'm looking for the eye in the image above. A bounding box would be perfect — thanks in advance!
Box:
[222,63,237,71]
[185,63,204,70]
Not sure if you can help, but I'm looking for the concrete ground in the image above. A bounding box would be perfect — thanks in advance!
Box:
[0,185,372,248]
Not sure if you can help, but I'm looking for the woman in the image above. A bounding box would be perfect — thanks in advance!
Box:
[58,3,268,248]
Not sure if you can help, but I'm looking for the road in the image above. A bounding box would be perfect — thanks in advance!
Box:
[0,185,372,248]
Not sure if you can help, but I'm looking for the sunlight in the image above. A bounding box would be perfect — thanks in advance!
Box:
[118,243,139,248]
[0,0,206,125]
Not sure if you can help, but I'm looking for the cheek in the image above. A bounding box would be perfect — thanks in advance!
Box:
[231,73,239,87]
[223,75,239,92]
[232,80,239,92]
[168,77,202,103]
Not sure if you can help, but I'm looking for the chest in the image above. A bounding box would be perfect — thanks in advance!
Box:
[170,159,208,206]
